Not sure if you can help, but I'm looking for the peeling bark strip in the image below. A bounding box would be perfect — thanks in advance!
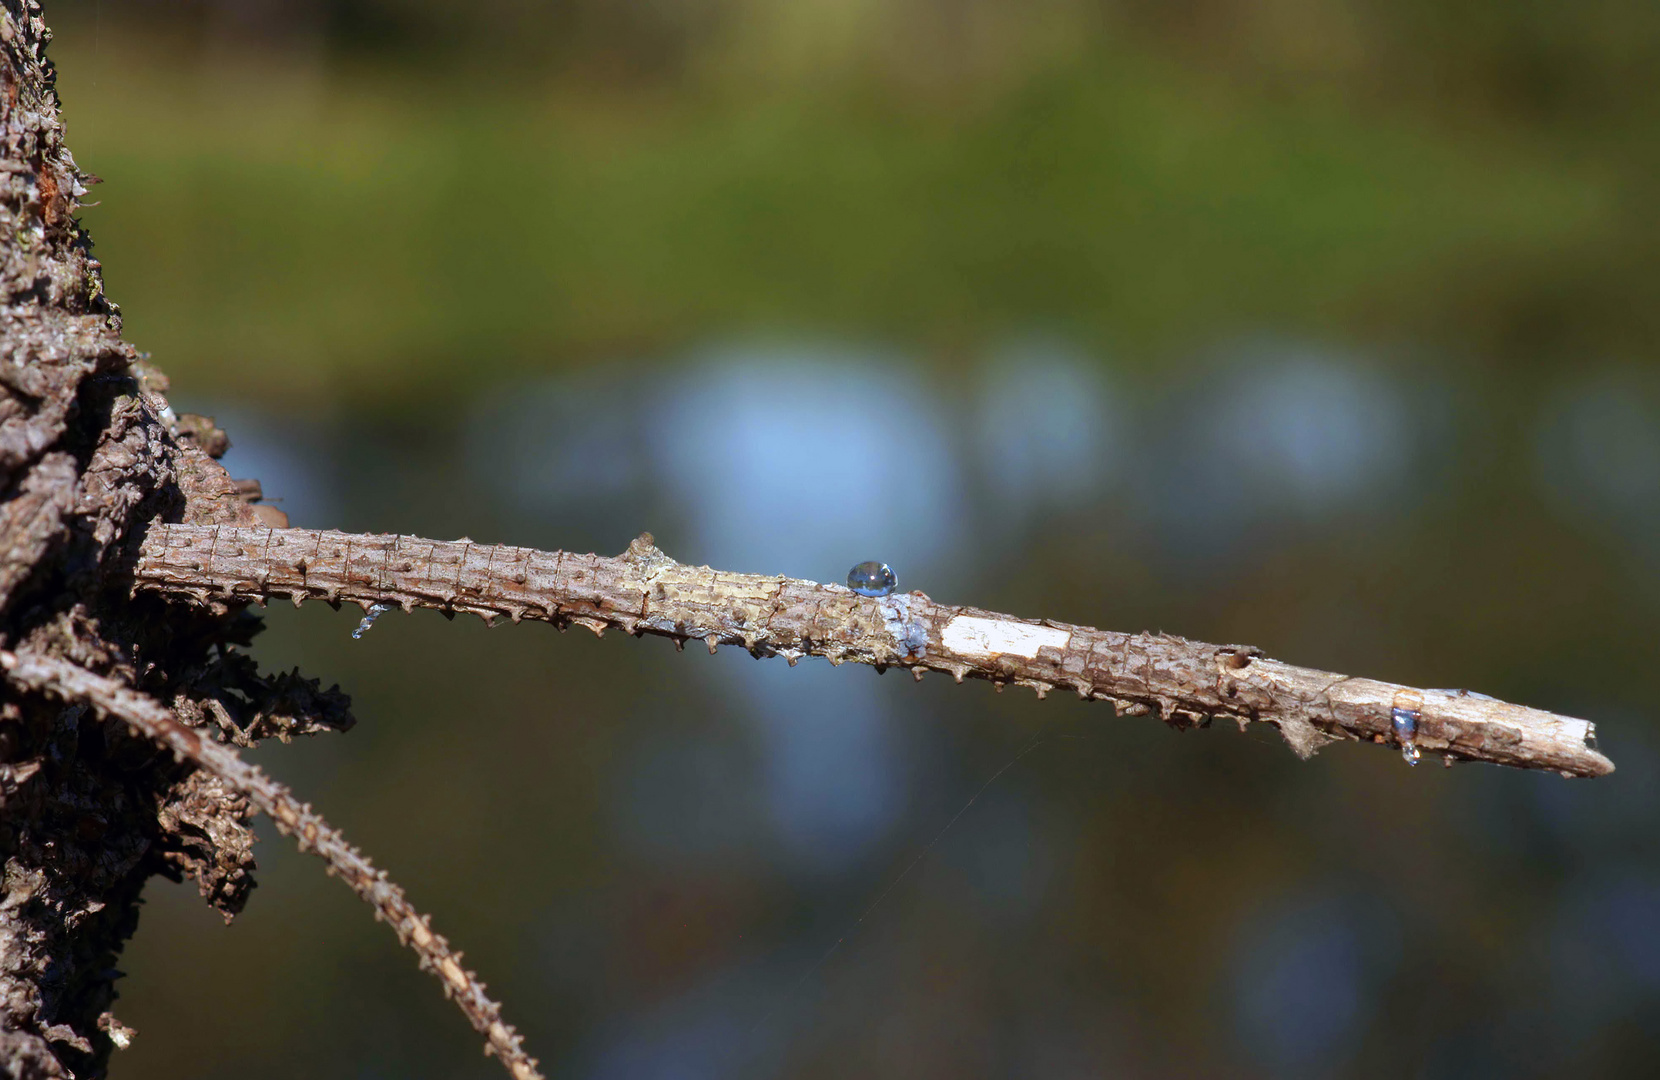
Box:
[1,650,546,1080]
[136,525,1614,779]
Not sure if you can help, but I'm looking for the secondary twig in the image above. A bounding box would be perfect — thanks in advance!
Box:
[0,649,545,1080]
[133,524,1613,779]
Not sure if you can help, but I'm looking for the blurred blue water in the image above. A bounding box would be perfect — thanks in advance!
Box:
[1135,343,1428,568]
[1230,891,1401,1078]
[974,336,1120,532]
[165,337,1660,1079]
[191,405,341,527]
[646,345,968,582]
[1536,367,1660,583]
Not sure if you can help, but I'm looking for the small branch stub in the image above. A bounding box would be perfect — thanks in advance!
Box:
[133,524,1613,779]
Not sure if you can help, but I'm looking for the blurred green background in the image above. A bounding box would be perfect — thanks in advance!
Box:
[46,0,1660,1076]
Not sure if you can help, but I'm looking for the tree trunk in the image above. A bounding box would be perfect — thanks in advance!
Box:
[0,4,321,1074]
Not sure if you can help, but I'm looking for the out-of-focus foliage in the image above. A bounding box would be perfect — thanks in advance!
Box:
[38,2,1660,1079]
[47,0,1658,403]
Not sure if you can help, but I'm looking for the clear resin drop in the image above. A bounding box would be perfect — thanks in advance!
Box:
[352,603,394,639]
[1391,705,1421,766]
[847,561,897,597]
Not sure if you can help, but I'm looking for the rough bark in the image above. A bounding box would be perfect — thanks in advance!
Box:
[1,650,541,1080]
[0,2,352,1074]
[132,525,1614,779]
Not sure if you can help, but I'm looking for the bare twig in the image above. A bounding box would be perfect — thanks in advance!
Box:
[135,524,1612,778]
[0,649,545,1080]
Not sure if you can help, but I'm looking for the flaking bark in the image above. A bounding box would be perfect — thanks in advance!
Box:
[2,651,543,1080]
[0,3,374,1075]
[135,525,1613,779]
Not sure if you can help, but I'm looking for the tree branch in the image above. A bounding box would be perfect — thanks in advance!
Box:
[0,649,545,1080]
[133,524,1613,779]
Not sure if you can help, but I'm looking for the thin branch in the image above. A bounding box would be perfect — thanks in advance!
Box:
[0,649,545,1080]
[133,524,1613,779]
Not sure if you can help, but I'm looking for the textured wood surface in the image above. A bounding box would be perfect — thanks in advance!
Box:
[136,524,1614,779]
[2,649,544,1080]
[0,5,354,1073]
[0,3,257,1074]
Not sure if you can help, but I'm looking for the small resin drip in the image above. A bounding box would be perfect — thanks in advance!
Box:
[352,603,395,639]
[1391,705,1421,766]
[847,561,897,597]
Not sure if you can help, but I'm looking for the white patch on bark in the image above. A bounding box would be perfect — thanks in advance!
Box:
[941,615,1070,660]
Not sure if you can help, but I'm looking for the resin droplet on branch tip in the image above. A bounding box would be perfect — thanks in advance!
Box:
[352,603,395,639]
[847,561,897,597]
[1391,705,1421,766]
